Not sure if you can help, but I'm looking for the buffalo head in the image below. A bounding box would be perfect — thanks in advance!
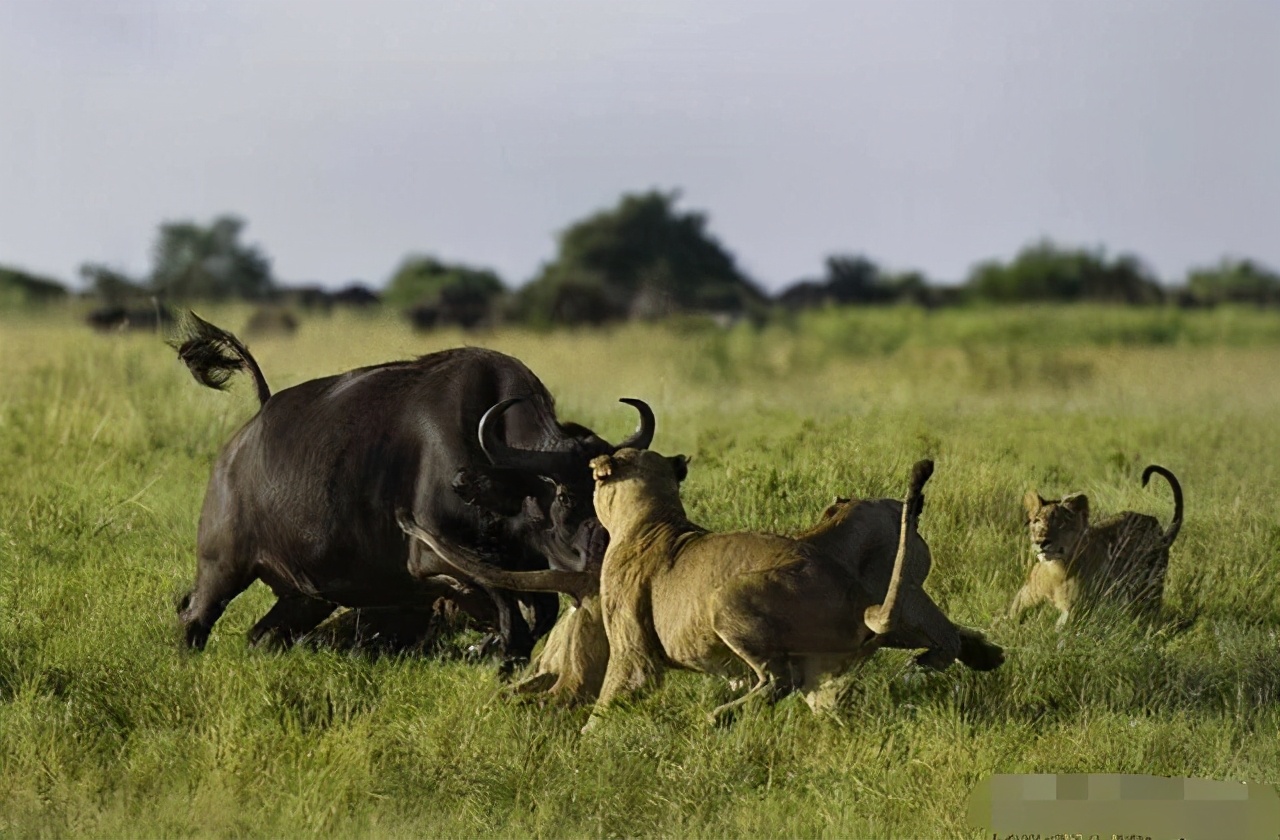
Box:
[456,396,654,573]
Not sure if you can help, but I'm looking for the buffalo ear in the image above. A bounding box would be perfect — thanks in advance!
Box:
[590,455,615,481]
[668,454,690,482]
[453,468,521,516]
[1061,493,1089,521]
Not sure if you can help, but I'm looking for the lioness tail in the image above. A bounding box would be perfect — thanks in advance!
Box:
[1141,464,1183,548]
[864,459,934,635]
[168,311,272,406]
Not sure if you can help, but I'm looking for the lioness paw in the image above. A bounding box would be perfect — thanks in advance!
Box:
[590,455,615,481]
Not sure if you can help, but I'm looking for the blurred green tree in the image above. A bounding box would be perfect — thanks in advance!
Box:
[777,255,932,308]
[384,255,506,310]
[79,263,149,306]
[517,190,765,325]
[0,265,67,308]
[150,215,273,301]
[1185,258,1280,305]
[386,255,507,329]
[967,240,1163,304]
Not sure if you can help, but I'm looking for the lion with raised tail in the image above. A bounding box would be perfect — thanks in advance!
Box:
[401,457,1004,713]
[405,453,930,729]
[1008,464,1184,628]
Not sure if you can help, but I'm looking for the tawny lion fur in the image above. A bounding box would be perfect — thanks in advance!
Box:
[1009,464,1183,628]
[402,461,1003,709]
[577,449,928,728]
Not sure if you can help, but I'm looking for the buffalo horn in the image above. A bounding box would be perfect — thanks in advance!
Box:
[478,397,580,475]
[614,398,655,451]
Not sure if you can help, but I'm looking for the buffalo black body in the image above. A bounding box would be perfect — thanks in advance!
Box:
[172,313,651,658]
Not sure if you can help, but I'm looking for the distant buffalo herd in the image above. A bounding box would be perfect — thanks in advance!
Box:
[85,284,380,335]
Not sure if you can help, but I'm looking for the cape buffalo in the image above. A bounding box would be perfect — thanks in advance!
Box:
[170,312,653,659]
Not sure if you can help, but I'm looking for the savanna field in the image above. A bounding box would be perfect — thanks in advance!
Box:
[2,305,1279,838]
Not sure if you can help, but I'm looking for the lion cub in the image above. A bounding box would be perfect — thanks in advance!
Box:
[582,449,932,729]
[1008,465,1183,628]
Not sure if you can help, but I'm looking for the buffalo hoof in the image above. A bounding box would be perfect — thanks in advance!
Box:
[182,619,212,650]
[497,656,530,681]
[913,648,958,671]
[464,634,503,661]
[247,625,293,651]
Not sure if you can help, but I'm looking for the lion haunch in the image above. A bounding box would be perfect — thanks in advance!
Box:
[1008,464,1183,628]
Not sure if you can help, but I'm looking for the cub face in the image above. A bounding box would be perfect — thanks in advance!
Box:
[589,448,689,530]
[1024,490,1090,563]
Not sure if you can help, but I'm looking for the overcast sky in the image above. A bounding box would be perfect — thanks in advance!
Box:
[1,0,1276,292]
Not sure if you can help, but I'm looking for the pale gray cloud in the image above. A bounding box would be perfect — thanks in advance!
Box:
[1,0,1276,291]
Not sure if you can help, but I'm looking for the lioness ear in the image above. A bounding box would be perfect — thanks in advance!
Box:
[590,455,615,481]
[668,454,689,482]
[1061,493,1089,520]
[1022,490,1044,517]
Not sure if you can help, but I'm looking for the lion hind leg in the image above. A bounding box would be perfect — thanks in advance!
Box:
[707,617,794,724]
[956,626,1005,671]
[706,648,791,725]
[511,671,557,696]
[878,587,962,671]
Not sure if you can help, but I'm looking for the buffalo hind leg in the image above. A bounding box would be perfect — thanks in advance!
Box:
[248,593,336,650]
[178,552,253,650]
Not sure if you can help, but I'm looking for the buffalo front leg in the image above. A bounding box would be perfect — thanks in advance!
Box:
[474,586,538,671]
[247,593,336,650]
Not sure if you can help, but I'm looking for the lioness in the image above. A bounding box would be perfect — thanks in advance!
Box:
[580,450,929,728]
[1008,464,1183,628]
[400,459,1003,708]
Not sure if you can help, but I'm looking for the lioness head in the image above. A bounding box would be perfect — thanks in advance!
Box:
[589,448,689,531]
[1023,490,1089,562]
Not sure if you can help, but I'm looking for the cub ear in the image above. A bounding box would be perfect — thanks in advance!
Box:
[668,454,690,482]
[590,455,615,481]
[1022,490,1045,517]
[1061,493,1089,520]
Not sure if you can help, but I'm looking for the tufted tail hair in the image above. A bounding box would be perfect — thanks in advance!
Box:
[168,311,272,406]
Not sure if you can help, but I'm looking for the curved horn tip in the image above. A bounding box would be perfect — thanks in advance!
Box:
[477,396,527,461]
[616,398,656,451]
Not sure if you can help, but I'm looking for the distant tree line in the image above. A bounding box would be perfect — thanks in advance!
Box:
[3,193,1277,329]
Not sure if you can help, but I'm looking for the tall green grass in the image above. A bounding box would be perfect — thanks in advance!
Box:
[2,306,1278,837]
